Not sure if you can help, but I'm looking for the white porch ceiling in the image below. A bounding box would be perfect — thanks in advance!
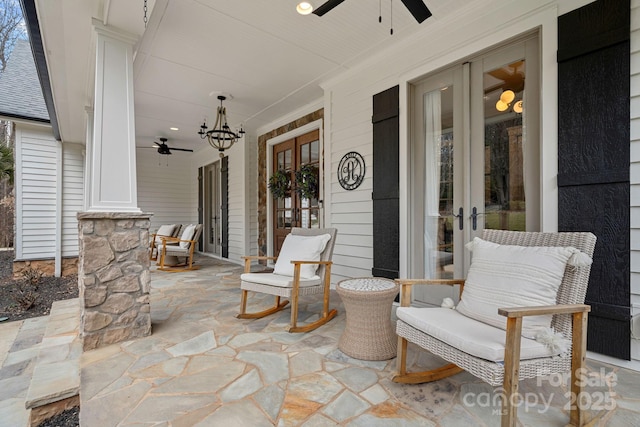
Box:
[35,0,475,151]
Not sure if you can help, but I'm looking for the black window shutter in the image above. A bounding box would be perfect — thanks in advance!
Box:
[372,86,400,279]
[198,167,204,252]
[221,156,229,258]
[557,0,631,359]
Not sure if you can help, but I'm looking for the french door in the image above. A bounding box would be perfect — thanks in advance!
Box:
[272,130,320,255]
[410,36,540,306]
[203,161,221,256]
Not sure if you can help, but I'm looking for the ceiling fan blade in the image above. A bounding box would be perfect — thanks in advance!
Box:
[168,147,194,152]
[312,0,345,16]
[487,68,514,82]
[400,0,432,23]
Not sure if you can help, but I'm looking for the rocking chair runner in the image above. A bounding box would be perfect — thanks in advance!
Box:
[394,230,597,427]
[238,227,338,333]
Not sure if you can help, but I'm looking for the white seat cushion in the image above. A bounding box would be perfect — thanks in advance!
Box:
[396,307,559,363]
[164,245,189,256]
[273,233,332,279]
[456,237,581,338]
[241,272,321,288]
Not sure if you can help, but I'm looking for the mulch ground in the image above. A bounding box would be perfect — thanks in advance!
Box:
[0,249,80,426]
[0,250,78,322]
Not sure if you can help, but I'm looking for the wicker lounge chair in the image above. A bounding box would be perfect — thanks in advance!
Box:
[394,229,596,427]
[238,227,337,333]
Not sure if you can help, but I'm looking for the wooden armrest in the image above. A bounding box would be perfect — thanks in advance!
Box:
[153,233,173,239]
[241,256,278,261]
[498,304,591,318]
[160,236,180,243]
[241,255,278,273]
[395,278,465,286]
[395,278,465,307]
[289,260,332,265]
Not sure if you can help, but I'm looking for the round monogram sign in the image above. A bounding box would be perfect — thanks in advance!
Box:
[337,151,365,190]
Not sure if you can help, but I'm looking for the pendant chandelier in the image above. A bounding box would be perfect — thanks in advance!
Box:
[198,95,245,157]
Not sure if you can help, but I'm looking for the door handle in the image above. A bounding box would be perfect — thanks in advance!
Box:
[452,207,463,230]
[470,207,484,231]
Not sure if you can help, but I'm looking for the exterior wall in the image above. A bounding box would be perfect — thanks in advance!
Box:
[319,2,569,284]
[15,124,58,260]
[136,148,198,233]
[244,136,258,255]
[13,124,83,275]
[62,143,84,257]
[630,0,640,362]
[192,137,250,265]
[227,141,248,262]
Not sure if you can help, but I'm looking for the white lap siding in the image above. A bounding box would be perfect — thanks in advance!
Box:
[62,143,84,257]
[136,148,198,233]
[15,126,57,260]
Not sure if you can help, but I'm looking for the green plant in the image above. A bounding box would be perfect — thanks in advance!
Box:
[268,169,291,199]
[295,164,319,199]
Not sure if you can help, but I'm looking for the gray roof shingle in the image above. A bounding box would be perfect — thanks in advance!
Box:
[0,38,49,122]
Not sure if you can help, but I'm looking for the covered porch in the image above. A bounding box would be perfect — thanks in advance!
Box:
[2,257,638,426]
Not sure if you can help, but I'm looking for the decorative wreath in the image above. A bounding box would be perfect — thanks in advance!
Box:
[268,169,291,199]
[295,164,319,200]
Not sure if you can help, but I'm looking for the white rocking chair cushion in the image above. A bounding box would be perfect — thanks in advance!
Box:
[396,307,560,362]
[179,224,196,248]
[240,272,321,288]
[457,237,579,338]
[273,233,332,279]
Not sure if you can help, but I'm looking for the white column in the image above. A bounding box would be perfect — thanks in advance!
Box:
[88,20,140,213]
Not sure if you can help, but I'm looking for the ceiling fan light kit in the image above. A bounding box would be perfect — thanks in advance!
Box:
[296,2,314,15]
[309,0,432,30]
[198,95,245,158]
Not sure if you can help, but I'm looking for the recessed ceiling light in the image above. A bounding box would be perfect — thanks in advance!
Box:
[297,2,313,15]
[170,127,179,131]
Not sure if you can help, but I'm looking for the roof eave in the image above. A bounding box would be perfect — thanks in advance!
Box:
[19,0,61,141]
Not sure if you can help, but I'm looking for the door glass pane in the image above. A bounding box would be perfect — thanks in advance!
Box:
[299,139,320,228]
[424,85,454,279]
[275,147,293,232]
[483,60,525,231]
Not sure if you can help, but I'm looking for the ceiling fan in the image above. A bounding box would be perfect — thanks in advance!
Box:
[313,0,432,23]
[485,61,525,94]
[152,137,193,155]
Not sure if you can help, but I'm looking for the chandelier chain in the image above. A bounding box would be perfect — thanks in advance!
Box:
[143,0,148,28]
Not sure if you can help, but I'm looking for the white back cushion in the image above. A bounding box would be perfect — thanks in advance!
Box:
[456,237,578,338]
[155,224,175,240]
[273,233,332,279]
[179,224,196,249]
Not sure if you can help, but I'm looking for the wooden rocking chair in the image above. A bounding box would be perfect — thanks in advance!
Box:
[157,224,203,272]
[238,227,338,332]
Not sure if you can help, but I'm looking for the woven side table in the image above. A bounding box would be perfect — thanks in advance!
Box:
[336,277,399,361]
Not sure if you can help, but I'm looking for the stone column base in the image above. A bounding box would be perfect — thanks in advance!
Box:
[77,212,152,351]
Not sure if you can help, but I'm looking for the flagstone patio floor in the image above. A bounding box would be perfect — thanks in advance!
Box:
[2,255,640,426]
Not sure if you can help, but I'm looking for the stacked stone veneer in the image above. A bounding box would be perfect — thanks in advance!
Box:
[77,212,152,351]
